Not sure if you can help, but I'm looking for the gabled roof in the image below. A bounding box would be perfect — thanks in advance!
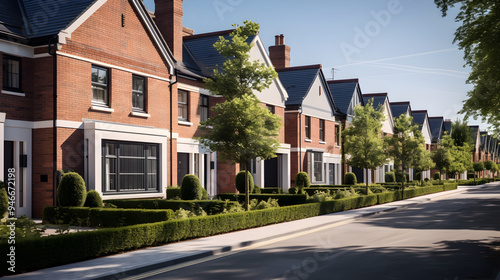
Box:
[182,30,256,78]
[328,79,363,115]
[469,125,480,146]
[411,110,428,131]
[443,121,452,135]
[277,65,322,106]
[429,117,445,143]
[362,93,387,110]
[0,0,96,43]
[390,102,412,119]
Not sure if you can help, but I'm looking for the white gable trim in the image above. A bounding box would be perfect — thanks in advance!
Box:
[423,117,432,145]
[251,36,289,101]
[57,0,175,75]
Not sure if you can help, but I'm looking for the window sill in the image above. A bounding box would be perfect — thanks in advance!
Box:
[2,90,25,97]
[91,106,114,113]
[130,111,151,118]
[319,141,326,145]
[178,120,193,126]
[335,145,341,149]
[305,139,312,143]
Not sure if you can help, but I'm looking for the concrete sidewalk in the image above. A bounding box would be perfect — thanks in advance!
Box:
[6,184,491,280]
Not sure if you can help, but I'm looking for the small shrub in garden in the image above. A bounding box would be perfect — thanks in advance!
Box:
[335,187,358,199]
[307,191,333,203]
[180,175,203,200]
[369,184,387,193]
[235,171,254,194]
[344,172,357,185]
[57,172,87,207]
[415,172,421,181]
[253,185,262,194]
[249,198,280,210]
[424,178,429,182]
[84,190,103,208]
[0,182,8,218]
[385,172,395,183]
[295,172,311,189]
[202,188,209,200]
[433,172,441,180]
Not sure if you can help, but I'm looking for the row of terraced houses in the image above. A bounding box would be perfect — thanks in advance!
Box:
[1,0,499,218]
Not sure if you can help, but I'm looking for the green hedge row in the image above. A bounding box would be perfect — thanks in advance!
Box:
[43,207,175,228]
[1,183,458,275]
[217,194,307,206]
[166,187,181,199]
[456,178,499,186]
[259,187,283,194]
[106,199,239,215]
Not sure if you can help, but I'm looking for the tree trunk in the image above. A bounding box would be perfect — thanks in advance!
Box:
[244,161,250,211]
[365,169,369,195]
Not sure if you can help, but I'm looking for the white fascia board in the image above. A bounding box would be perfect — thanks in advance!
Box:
[0,113,5,123]
[178,83,211,95]
[84,121,169,138]
[252,36,289,101]
[0,39,34,58]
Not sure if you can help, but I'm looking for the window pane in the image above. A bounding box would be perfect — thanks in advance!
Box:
[98,69,107,84]
[120,143,144,157]
[105,158,117,191]
[92,66,108,105]
[133,76,144,91]
[313,153,323,182]
[3,56,21,90]
[92,67,99,82]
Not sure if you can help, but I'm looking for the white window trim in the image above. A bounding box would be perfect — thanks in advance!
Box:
[319,141,326,145]
[91,106,115,113]
[130,111,150,118]
[2,90,25,97]
[178,120,193,126]
[305,139,312,143]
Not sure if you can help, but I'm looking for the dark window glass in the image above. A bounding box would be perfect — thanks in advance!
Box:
[132,75,146,111]
[266,105,275,114]
[178,90,188,121]
[200,95,209,122]
[92,65,109,106]
[2,55,21,91]
[305,116,311,139]
[319,119,325,142]
[335,125,340,146]
[102,141,159,193]
[313,152,323,182]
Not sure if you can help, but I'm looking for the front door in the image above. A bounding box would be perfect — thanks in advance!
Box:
[264,157,278,188]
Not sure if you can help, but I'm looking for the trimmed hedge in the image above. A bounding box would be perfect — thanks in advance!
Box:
[105,199,239,215]
[43,207,175,228]
[166,187,181,199]
[3,183,459,275]
[260,187,283,194]
[217,194,307,206]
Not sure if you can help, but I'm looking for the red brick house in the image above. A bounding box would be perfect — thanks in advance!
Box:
[1,0,176,217]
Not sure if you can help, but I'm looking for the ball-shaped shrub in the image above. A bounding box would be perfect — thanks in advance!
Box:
[180,174,203,200]
[57,172,87,207]
[295,172,311,189]
[235,171,254,194]
[415,172,421,181]
[433,172,441,180]
[253,185,261,194]
[84,190,103,208]
[384,172,395,183]
[0,182,8,218]
[344,172,357,185]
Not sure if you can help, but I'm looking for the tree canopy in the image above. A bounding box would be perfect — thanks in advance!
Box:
[200,21,281,210]
[435,0,500,135]
[343,99,387,191]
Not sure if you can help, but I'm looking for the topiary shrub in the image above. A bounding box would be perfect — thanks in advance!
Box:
[385,172,395,183]
[180,174,203,200]
[0,181,8,218]
[344,172,357,185]
[395,171,409,183]
[433,172,441,180]
[253,185,261,194]
[84,190,103,208]
[424,178,430,182]
[235,171,254,194]
[57,172,87,207]
[295,172,311,189]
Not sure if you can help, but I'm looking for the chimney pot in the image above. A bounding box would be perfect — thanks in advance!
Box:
[275,35,280,46]
[280,34,284,45]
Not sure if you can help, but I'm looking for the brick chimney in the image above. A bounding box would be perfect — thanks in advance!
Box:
[155,0,183,61]
[269,34,291,69]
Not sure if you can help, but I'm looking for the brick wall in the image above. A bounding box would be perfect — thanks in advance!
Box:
[32,128,54,218]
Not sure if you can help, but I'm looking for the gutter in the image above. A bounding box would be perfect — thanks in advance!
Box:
[48,36,57,205]
[169,72,178,188]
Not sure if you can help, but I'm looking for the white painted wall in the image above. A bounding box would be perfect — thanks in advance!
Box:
[381,100,394,135]
[301,75,335,121]
[422,117,432,145]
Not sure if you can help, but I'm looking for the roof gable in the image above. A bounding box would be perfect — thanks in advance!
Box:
[429,117,444,143]
[278,65,320,106]
[412,111,432,144]
[328,79,363,116]
[390,102,412,119]
[364,93,394,135]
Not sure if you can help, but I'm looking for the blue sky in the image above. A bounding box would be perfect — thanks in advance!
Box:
[144,0,486,130]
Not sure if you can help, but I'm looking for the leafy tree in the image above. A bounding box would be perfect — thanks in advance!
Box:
[435,0,500,134]
[385,114,425,190]
[491,162,498,178]
[200,21,281,210]
[451,119,474,148]
[473,161,484,180]
[343,99,387,194]
[441,135,473,180]
[414,147,435,182]
[484,160,494,178]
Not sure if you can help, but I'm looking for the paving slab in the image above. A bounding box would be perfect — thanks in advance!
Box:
[5,184,491,280]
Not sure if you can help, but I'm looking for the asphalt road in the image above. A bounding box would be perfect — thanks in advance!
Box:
[128,185,500,280]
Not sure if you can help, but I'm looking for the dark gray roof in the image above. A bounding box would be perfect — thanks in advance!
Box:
[429,117,444,143]
[328,80,360,115]
[0,0,25,39]
[277,67,320,106]
[0,0,96,42]
[362,95,386,111]
[390,103,411,119]
[469,126,479,146]
[443,122,452,135]
[183,31,256,78]
[412,111,427,131]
